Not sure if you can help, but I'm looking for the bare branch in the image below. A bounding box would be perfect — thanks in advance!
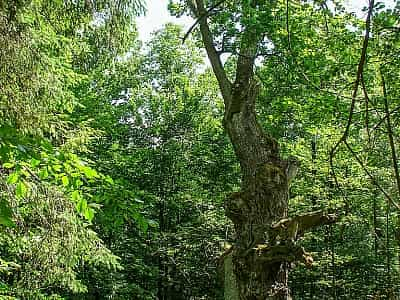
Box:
[192,0,232,104]
[344,140,400,210]
[372,104,400,132]
[327,1,394,210]
[254,244,314,267]
[330,0,374,158]
[271,210,338,239]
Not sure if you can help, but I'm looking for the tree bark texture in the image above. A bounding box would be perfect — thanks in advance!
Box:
[224,85,292,300]
[225,251,240,300]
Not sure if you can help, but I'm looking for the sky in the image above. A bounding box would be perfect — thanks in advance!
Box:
[136,1,193,43]
[136,0,396,43]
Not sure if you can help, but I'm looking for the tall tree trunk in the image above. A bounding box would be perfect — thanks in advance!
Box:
[188,1,337,298]
[224,83,292,299]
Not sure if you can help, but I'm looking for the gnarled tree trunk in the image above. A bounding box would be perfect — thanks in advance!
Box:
[222,92,333,299]
[224,81,292,300]
[187,1,337,299]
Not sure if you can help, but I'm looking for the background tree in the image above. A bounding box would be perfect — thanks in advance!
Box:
[0,0,144,298]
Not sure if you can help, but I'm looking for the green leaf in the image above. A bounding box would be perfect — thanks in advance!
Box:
[84,207,94,221]
[29,158,41,168]
[71,190,81,202]
[0,199,15,228]
[17,144,26,153]
[88,202,102,210]
[52,164,62,172]
[134,198,144,204]
[6,172,19,184]
[148,220,158,228]
[0,281,9,291]
[74,178,83,188]
[111,143,119,150]
[61,176,69,187]
[41,140,54,152]
[16,182,28,198]
[132,211,141,221]
[2,163,14,169]
[76,198,88,214]
[138,216,148,233]
[39,168,49,179]
[82,166,98,179]
[0,216,15,228]
[105,176,114,185]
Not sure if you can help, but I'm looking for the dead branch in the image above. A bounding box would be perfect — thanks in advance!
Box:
[254,243,314,267]
[271,210,338,239]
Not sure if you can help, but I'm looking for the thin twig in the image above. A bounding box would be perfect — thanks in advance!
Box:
[372,104,400,132]
[381,68,400,196]
[344,140,400,210]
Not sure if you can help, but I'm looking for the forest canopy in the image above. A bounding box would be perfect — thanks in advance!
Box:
[0,0,400,299]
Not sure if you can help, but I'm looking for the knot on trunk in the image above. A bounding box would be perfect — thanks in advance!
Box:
[225,192,249,224]
[282,156,300,184]
[256,163,287,186]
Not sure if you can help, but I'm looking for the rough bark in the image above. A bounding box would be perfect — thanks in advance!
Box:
[224,83,292,300]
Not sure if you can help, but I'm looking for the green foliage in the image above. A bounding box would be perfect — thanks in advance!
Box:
[1,0,400,299]
[0,182,120,299]
[0,0,145,298]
